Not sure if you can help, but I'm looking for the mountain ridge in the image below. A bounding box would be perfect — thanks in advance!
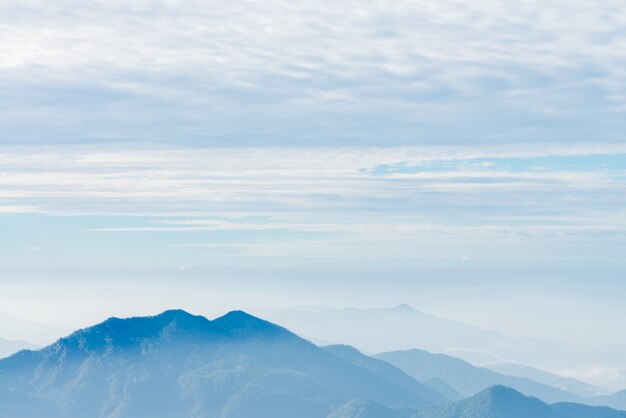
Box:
[414,385,626,418]
[271,305,570,365]
[0,309,447,418]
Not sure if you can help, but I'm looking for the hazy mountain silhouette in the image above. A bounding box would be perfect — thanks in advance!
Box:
[422,378,464,401]
[414,385,557,418]
[0,336,39,359]
[376,348,584,404]
[0,309,447,418]
[487,362,606,397]
[553,402,626,418]
[327,386,626,418]
[322,344,446,405]
[0,310,69,345]
[271,305,569,365]
[590,390,626,411]
[414,385,626,418]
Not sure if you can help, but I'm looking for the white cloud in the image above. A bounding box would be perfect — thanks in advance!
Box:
[2,0,626,145]
[0,205,39,214]
[1,144,625,244]
[3,0,624,77]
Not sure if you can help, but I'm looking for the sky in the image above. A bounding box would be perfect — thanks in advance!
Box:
[1,0,626,384]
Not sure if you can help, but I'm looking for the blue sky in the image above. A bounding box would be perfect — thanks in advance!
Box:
[1,0,626,385]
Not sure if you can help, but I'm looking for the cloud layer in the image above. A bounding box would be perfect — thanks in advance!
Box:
[1,143,625,263]
[2,0,626,144]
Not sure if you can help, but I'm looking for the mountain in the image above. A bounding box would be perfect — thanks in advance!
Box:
[322,344,447,405]
[415,385,558,418]
[422,378,464,401]
[328,387,626,418]
[0,337,39,359]
[553,402,626,418]
[376,348,584,404]
[414,385,626,418]
[487,362,607,397]
[327,399,409,418]
[0,310,69,345]
[607,390,626,410]
[0,386,60,418]
[590,390,626,411]
[0,309,447,418]
[271,305,569,365]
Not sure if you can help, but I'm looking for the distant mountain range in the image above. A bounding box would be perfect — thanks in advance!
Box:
[486,362,606,397]
[413,385,626,418]
[271,305,570,365]
[376,348,585,403]
[271,305,626,391]
[330,386,626,418]
[376,348,626,411]
[1,309,624,418]
[592,390,626,412]
[0,337,38,360]
[0,310,69,346]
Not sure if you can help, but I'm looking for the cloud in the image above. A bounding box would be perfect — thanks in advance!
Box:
[0,205,40,214]
[1,144,624,201]
[1,144,625,250]
[1,0,626,145]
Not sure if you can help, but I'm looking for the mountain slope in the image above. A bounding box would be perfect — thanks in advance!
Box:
[590,390,626,411]
[414,386,626,418]
[323,344,447,405]
[327,399,409,418]
[607,390,626,410]
[0,309,446,418]
[415,385,558,418]
[422,378,464,401]
[327,386,626,418]
[376,348,583,404]
[553,402,626,418]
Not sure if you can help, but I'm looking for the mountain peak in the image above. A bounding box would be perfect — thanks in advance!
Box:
[215,310,271,327]
[44,309,293,355]
[100,308,202,326]
[155,308,196,319]
[211,310,291,338]
[473,385,535,405]
[0,309,446,418]
[414,385,561,418]
[473,385,553,415]
[482,384,520,398]
[220,309,257,320]
[393,304,415,312]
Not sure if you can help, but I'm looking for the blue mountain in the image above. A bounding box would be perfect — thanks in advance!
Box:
[414,385,626,418]
[0,310,447,418]
[590,390,626,411]
[487,362,606,397]
[376,348,584,403]
[328,399,410,418]
[328,386,626,418]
